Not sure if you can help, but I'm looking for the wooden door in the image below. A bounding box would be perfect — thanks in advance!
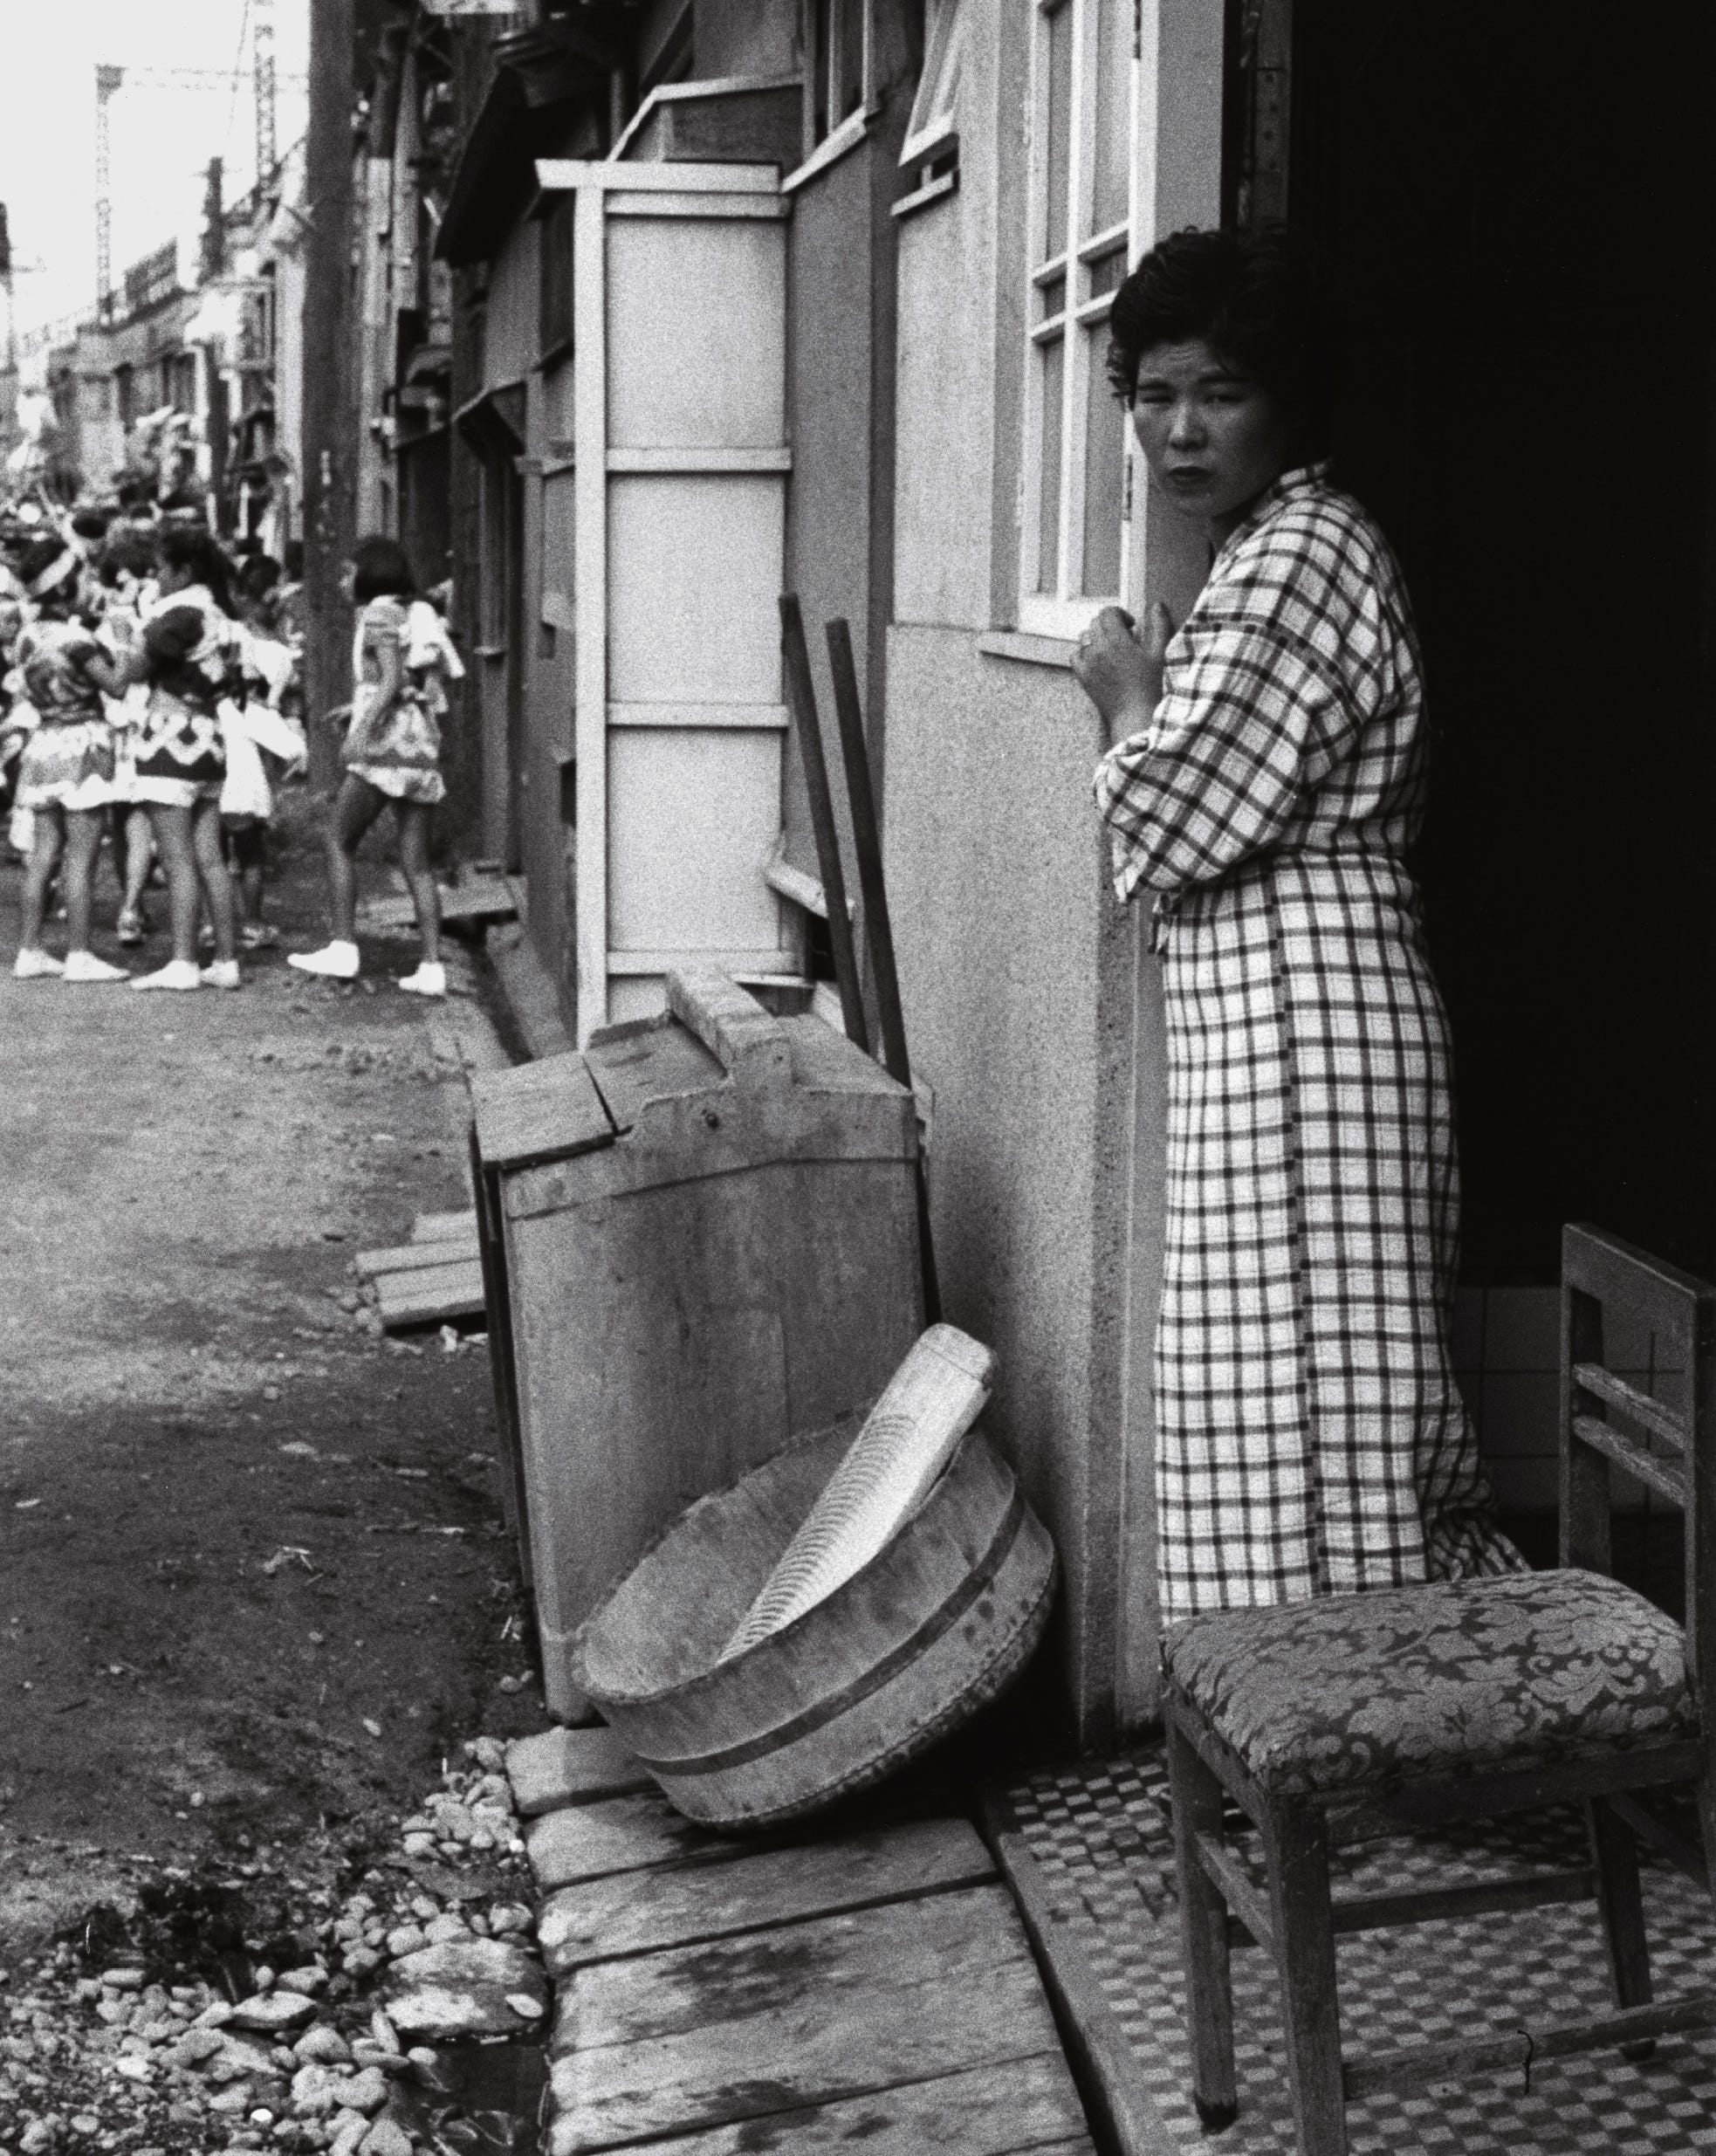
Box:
[536,158,794,1042]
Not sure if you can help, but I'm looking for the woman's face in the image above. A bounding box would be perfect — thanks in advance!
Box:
[1129,338,1300,532]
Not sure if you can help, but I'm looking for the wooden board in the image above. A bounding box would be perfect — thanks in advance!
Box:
[469,1054,614,1172]
[547,1885,1057,2152]
[526,1793,751,1892]
[358,876,518,930]
[356,1235,481,1281]
[374,1259,486,1329]
[561,2056,1093,2156]
[414,1209,480,1243]
[491,933,577,1061]
[984,1793,1178,2156]
[539,1817,997,1974]
[508,1726,653,1819]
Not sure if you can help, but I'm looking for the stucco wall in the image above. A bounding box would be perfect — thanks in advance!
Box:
[885,622,1127,1736]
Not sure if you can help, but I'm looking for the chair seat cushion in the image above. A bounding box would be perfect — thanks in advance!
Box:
[1165,1569,1695,1799]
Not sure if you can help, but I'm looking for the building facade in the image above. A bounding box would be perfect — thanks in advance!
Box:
[423,0,1716,1745]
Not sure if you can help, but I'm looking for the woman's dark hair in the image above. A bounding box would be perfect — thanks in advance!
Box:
[1107,223,1335,447]
[155,522,235,615]
[351,534,416,603]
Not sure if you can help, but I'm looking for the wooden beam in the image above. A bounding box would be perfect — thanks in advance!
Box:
[1342,1992,1716,2101]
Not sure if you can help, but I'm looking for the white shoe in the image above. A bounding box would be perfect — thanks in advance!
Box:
[397,962,446,999]
[287,940,360,980]
[13,949,64,980]
[62,950,129,985]
[130,958,203,992]
[200,959,243,991]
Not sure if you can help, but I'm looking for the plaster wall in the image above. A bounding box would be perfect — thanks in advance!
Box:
[782,137,877,889]
[691,0,800,81]
[884,621,1132,1738]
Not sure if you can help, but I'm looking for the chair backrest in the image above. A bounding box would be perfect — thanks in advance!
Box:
[1562,1224,1716,1698]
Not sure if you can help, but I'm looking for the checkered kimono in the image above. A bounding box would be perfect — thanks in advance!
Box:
[1095,463,1520,1624]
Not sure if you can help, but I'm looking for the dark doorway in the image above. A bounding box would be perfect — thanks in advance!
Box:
[1254,3,1716,1279]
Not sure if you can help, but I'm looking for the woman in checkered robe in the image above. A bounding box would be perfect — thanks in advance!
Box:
[1081,229,1520,1624]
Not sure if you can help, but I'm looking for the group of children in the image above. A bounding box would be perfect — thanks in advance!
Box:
[0,511,459,997]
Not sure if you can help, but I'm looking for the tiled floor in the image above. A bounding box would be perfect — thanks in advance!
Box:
[991,1748,1716,2153]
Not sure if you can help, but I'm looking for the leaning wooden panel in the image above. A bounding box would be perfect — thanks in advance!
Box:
[483,977,923,1722]
[547,1885,1059,2153]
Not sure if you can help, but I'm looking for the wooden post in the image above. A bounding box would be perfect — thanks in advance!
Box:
[826,615,941,1322]
[302,0,357,792]
[779,595,868,1054]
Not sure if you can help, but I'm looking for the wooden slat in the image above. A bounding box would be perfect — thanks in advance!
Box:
[1342,1991,1716,2101]
[548,1885,1058,2153]
[576,2056,1094,2156]
[1572,1362,1686,1451]
[539,1818,997,1974]
[356,1236,480,1281]
[470,1054,615,1172]
[358,879,518,930]
[413,1208,480,1243]
[983,1797,1179,2156]
[1195,1830,1273,1952]
[526,1792,752,1892]
[508,1727,654,1818]
[1571,1413,1687,1504]
[1325,1864,1594,1938]
[1609,1791,1710,1885]
[374,1260,486,1329]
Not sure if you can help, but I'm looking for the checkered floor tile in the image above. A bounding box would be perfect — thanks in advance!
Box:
[992,1751,1716,2153]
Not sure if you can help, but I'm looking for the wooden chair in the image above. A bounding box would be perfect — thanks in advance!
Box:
[1162,1224,1716,2156]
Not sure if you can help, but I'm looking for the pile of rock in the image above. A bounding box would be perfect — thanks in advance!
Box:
[0,1738,549,2156]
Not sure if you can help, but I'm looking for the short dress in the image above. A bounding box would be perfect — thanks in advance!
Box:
[131,585,242,808]
[14,619,117,813]
[344,596,448,807]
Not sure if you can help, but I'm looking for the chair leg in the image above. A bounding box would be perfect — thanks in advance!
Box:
[1588,1796,1654,2060]
[1165,1716,1239,2130]
[1265,1802,1348,2156]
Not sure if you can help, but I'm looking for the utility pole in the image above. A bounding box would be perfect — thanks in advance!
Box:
[95,65,122,319]
[254,0,278,191]
[303,0,357,789]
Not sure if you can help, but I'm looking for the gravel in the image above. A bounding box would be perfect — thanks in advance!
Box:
[0,1735,546,2154]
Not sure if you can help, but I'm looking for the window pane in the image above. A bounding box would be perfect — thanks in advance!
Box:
[1087,243,1126,302]
[1043,3,1074,261]
[1038,272,1067,323]
[1081,334,1123,597]
[1038,333,1066,595]
[1089,0,1133,235]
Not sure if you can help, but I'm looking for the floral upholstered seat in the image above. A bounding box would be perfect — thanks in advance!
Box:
[1164,1569,1695,1800]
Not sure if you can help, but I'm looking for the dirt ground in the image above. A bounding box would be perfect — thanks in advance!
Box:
[0,793,542,1960]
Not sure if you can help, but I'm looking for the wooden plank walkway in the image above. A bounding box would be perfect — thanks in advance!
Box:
[509,1730,1096,2156]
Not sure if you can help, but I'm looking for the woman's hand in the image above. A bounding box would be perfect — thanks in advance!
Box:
[1073,600,1176,746]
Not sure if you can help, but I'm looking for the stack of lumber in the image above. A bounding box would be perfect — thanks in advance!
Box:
[356,1208,486,1332]
[505,1726,1097,2156]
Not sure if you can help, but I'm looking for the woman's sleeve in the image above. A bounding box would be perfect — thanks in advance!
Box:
[1093,611,1361,903]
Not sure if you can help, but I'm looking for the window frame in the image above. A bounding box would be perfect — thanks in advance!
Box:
[1015,0,1139,642]
[801,0,875,164]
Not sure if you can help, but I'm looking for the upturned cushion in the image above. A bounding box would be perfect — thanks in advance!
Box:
[1165,1569,1695,1798]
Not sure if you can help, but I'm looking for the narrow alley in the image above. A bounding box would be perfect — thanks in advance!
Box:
[0,805,546,2103]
